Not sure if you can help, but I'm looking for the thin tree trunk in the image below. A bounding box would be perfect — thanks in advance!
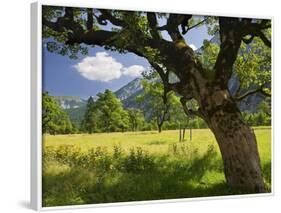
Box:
[179,126,182,142]
[158,124,162,133]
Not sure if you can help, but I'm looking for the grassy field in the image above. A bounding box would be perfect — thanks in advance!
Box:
[42,127,271,207]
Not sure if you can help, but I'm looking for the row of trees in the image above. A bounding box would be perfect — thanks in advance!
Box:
[42,80,210,135]
[80,86,206,134]
[43,85,270,135]
[243,98,271,126]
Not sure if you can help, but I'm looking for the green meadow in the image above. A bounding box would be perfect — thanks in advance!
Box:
[42,127,271,207]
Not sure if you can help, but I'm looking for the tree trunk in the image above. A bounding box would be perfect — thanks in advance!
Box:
[179,127,182,142]
[201,94,266,193]
[158,124,162,133]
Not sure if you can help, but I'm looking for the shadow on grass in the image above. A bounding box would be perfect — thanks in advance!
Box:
[262,161,271,191]
[43,145,270,207]
[147,140,166,145]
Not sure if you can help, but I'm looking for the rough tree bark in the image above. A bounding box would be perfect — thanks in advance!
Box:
[199,89,265,192]
[42,8,271,193]
[176,55,266,192]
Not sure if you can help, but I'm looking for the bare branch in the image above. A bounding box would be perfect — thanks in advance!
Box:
[185,18,209,32]
[234,85,271,101]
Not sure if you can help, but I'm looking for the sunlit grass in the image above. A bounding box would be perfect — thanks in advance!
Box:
[44,129,218,154]
[43,127,271,207]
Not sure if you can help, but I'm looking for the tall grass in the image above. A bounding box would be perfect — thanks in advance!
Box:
[43,128,271,206]
[43,128,271,207]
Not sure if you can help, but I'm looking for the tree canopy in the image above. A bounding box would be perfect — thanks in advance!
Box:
[81,96,97,133]
[42,92,73,134]
[80,90,130,133]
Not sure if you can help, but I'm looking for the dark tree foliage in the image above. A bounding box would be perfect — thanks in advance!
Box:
[42,92,73,135]
[127,108,145,132]
[80,90,129,133]
[95,90,129,132]
[81,96,97,133]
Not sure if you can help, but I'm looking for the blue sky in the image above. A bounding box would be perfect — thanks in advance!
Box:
[42,18,211,99]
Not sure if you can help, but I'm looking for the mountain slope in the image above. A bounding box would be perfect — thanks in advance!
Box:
[54,96,87,128]
[54,96,87,109]
[113,35,266,112]
[114,78,144,108]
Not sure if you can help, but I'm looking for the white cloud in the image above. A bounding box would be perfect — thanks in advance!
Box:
[74,52,145,82]
[189,44,197,51]
[122,65,145,78]
[74,52,122,82]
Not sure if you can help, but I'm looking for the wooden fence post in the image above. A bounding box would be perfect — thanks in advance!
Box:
[179,125,182,142]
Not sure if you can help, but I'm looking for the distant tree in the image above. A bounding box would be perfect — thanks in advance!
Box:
[127,108,145,131]
[81,96,97,133]
[137,79,179,133]
[42,92,73,135]
[96,90,129,132]
[255,112,266,126]
[257,98,271,117]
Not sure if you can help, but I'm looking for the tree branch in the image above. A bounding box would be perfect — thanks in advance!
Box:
[87,8,94,30]
[234,85,271,101]
[240,19,271,47]
[43,7,84,35]
[180,97,203,118]
[161,14,186,42]
[147,12,162,40]
[185,17,208,32]
[214,18,271,87]
[256,31,271,47]
[214,17,242,86]
[150,62,168,83]
[157,15,206,36]
[234,82,242,97]
[96,9,125,27]
[66,29,117,46]
[43,9,162,64]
